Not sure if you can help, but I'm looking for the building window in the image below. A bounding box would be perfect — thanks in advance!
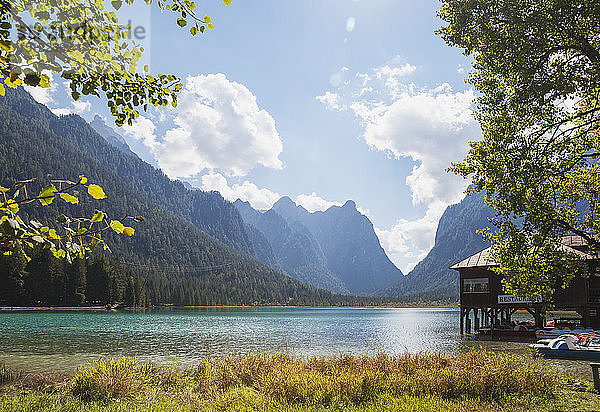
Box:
[463,278,489,293]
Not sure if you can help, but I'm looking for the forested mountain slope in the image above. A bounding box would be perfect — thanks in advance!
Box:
[4,91,254,256]
[0,88,344,306]
[376,193,495,300]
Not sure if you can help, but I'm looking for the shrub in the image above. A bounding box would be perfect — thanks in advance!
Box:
[70,357,156,402]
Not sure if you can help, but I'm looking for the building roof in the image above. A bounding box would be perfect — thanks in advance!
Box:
[450,235,597,270]
[450,248,494,270]
[561,235,588,250]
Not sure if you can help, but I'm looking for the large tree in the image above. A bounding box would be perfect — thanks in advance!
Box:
[0,0,231,261]
[438,0,600,300]
[0,0,230,125]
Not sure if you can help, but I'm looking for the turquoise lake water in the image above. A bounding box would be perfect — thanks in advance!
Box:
[0,307,592,379]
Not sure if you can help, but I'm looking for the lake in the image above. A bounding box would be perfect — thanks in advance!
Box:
[0,307,592,379]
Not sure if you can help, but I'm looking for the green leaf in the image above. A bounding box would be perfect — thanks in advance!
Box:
[88,184,106,199]
[91,210,105,223]
[52,248,66,259]
[0,185,8,192]
[48,229,60,240]
[60,193,79,204]
[39,184,58,206]
[56,215,69,225]
[70,51,84,64]
[111,0,122,9]
[177,18,187,27]
[110,220,125,233]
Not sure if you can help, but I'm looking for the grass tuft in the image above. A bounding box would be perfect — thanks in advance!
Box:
[70,357,157,402]
[0,364,21,386]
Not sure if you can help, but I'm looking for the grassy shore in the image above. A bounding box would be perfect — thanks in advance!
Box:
[1,351,599,411]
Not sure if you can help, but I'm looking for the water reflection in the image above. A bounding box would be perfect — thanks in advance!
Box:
[0,308,592,379]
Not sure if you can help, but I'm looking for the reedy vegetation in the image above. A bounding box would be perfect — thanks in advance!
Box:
[0,351,566,411]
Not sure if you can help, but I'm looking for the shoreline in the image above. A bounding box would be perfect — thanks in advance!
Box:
[0,303,459,311]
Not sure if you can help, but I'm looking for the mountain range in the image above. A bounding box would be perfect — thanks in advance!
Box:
[87,111,406,296]
[234,200,348,293]
[234,197,406,295]
[3,87,497,303]
[0,88,350,306]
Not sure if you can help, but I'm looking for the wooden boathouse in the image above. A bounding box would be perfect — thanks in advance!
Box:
[451,235,600,334]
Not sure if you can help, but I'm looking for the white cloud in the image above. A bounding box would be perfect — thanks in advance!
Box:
[201,172,280,210]
[26,74,93,116]
[123,115,158,150]
[375,201,448,273]
[316,59,416,108]
[295,192,342,213]
[316,57,479,273]
[125,73,283,179]
[356,85,477,206]
[316,91,341,111]
[50,107,73,116]
[72,99,91,113]
[48,99,91,116]
[374,64,417,97]
[374,64,416,79]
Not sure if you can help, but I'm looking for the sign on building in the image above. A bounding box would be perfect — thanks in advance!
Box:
[497,295,542,304]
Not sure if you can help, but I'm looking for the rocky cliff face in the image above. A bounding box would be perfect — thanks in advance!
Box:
[234,200,349,293]
[273,197,403,295]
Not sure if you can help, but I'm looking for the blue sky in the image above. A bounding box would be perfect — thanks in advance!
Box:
[28,0,481,272]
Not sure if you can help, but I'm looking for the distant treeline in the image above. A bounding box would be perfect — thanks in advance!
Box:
[0,249,416,308]
[0,249,149,307]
